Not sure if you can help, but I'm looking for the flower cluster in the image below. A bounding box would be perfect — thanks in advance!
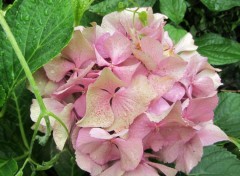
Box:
[30,8,228,176]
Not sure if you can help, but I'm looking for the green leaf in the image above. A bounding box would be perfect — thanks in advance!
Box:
[195,33,240,65]
[0,83,33,159]
[0,0,2,10]
[200,0,240,11]
[89,0,156,16]
[164,24,187,44]
[72,0,94,26]
[214,92,240,138]
[0,159,18,176]
[159,0,186,24]
[0,85,6,107]
[80,10,102,26]
[190,145,240,176]
[0,0,74,101]
[52,150,85,176]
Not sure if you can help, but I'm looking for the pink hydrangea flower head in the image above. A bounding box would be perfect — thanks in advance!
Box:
[30,7,229,176]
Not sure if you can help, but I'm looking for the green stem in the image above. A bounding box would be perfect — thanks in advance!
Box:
[14,152,29,161]
[29,113,45,153]
[0,10,51,144]
[48,112,69,136]
[13,92,30,149]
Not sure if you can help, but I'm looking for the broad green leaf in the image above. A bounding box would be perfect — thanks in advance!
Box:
[0,0,74,101]
[81,10,102,26]
[214,92,240,138]
[164,24,187,44]
[159,0,186,24]
[201,0,240,11]
[89,0,156,16]
[0,159,18,176]
[190,145,240,176]
[0,83,33,159]
[0,85,6,107]
[72,0,94,26]
[52,149,85,176]
[195,33,240,65]
[0,0,2,10]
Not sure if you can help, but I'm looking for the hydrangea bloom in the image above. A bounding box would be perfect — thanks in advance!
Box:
[30,7,228,175]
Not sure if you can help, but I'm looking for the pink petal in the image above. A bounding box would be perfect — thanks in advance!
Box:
[156,56,187,81]
[76,128,103,151]
[90,128,113,140]
[89,141,119,165]
[148,98,170,116]
[197,122,229,146]
[148,75,175,98]
[101,11,126,35]
[147,162,178,176]
[95,33,111,59]
[100,161,125,176]
[30,69,49,96]
[53,104,73,150]
[175,135,203,173]
[104,32,132,65]
[30,98,64,126]
[129,115,154,139]
[62,30,95,67]
[174,33,198,54]
[75,150,103,176]
[133,36,163,71]
[160,101,186,125]
[124,163,159,176]
[114,138,143,171]
[44,55,75,82]
[184,94,218,123]
[109,75,157,131]
[163,83,185,102]
[74,94,86,118]
[77,68,125,128]
[113,57,141,83]
[197,69,222,89]
[192,76,216,97]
